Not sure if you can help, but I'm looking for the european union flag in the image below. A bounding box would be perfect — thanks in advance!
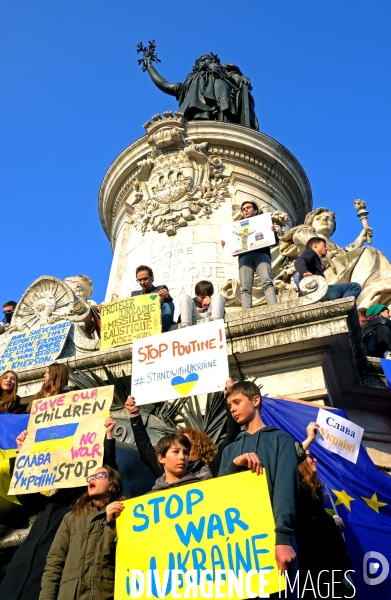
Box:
[0,413,29,502]
[262,397,391,600]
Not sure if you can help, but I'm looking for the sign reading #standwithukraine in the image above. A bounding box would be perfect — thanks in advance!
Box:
[0,321,72,371]
[101,295,162,350]
[131,320,229,405]
[316,408,364,464]
[8,385,113,494]
[115,471,283,599]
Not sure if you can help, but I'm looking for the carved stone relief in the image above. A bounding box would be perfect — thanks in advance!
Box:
[120,112,231,236]
[0,276,100,355]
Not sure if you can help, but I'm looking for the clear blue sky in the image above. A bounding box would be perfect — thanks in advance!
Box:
[1,1,390,304]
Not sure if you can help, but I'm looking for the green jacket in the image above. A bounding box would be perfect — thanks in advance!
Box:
[39,504,116,600]
[218,426,299,546]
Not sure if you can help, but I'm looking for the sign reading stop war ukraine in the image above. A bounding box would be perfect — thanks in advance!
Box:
[131,320,229,404]
[115,471,283,599]
[100,295,161,350]
[0,321,72,371]
[8,386,113,494]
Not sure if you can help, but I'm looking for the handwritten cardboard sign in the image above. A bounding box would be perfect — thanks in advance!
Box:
[0,321,72,371]
[316,408,364,464]
[8,385,113,494]
[131,319,229,404]
[115,471,283,599]
[221,213,275,256]
[100,296,162,350]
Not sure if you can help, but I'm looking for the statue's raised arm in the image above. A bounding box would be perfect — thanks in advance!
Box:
[136,42,259,130]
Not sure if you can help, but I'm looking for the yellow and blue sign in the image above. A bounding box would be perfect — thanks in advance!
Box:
[0,413,29,502]
[101,295,162,350]
[115,471,283,599]
[8,386,113,494]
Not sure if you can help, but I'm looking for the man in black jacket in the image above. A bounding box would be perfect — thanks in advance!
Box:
[294,237,361,301]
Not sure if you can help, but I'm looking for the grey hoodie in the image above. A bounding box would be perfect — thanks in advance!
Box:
[218,426,299,546]
[151,466,212,492]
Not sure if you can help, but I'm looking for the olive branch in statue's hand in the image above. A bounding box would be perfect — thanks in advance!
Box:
[136,40,161,72]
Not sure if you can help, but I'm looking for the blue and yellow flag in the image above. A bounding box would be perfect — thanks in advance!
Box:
[0,413,29,502]
[262,397,391,600]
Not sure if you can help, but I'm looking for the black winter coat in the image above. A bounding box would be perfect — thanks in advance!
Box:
[0,438,117,600]
[296,483,352,598]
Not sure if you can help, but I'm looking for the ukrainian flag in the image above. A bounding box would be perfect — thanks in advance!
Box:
[0,413,29,502]
[30,422,78,453]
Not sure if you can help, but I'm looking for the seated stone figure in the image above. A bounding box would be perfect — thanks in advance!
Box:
[279,206,391,307]
[179,280,225,327]
[361,304,391,359]
[294,237,361,301]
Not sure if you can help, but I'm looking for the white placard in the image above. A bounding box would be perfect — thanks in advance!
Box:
[131,319,229,404]
[221,212,275,256]
[316,408,364,464]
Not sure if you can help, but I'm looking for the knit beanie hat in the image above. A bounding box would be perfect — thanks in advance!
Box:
[366,304,388,318]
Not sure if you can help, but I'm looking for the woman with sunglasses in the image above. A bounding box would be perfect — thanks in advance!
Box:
[296,446,352,598]
[0,417,118,600]
[39,465,124,600]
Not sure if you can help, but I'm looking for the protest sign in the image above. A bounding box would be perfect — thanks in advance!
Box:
[221,213,275,256]
[0,321,71,371]
[100,295,161,350]
[131,319,229,404]
[115,471,283,599]
[316,408,364,464]
[8,385,113,494]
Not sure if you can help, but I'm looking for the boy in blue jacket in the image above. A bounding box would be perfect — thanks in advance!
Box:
[218,380,299,576]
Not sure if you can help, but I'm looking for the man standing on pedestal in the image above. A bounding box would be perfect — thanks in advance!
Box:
[131,265,175,332]
[222,201,278,308]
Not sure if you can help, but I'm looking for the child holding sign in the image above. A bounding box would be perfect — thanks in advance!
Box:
[0,416,118,600]
[39,464,124,600]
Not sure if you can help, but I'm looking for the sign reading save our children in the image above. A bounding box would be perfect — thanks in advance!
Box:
[8,386,113,494]
[316,408,364,464]
[0,321,72,371]
[100,296,162,350]
[131,320,229,404]
[115,471,283,599]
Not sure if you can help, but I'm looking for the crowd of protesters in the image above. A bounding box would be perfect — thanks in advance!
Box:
[0,363,355,600]
[0,200,387,599]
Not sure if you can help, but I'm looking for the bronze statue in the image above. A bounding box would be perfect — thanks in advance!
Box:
[137,41,259,130]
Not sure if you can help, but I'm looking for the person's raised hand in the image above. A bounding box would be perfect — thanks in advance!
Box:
[104,416,116,439]
[221,240,226,247]
[106,501,125,522]
[333,515,344,530]
[306,422,319,443]
[16,430,28,450]
[125,395,141,418]
[275,545,296,573]
[233,452,263,475]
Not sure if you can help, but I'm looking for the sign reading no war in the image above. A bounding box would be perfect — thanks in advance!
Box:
[115,471,283,599]
[0,321,72,371]
[100,295,162,350]
[131,320,229,404]
[8,385,113,494]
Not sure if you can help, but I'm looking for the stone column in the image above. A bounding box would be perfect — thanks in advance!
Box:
[99,113,312,306]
